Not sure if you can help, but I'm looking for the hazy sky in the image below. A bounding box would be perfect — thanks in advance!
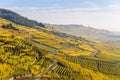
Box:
[1,0,120,31]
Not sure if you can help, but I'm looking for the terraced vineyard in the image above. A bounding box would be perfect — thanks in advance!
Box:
[0,17,120,80]
[64,54,120,75]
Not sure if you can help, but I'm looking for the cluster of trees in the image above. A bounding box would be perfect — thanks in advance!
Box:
[1,23,14,29]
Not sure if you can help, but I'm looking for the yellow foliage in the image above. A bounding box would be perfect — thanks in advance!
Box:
[31,65,41,75]
[0,64,14,79]
[0,17,119,80]
[55,55,109,80]
[95,43,120,61]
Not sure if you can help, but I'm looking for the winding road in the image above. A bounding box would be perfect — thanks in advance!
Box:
[91,50,100,57]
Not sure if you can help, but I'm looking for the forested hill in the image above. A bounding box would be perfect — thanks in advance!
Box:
[0,9,44,27]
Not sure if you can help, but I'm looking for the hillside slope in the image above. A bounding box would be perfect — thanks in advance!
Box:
[0,9,44,27]
[0,17,115,80]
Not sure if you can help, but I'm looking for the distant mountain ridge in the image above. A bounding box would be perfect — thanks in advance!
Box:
[46,24,113,37]
[0,9,44,27]
[46,24,120,44]
[50,24,113,35]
